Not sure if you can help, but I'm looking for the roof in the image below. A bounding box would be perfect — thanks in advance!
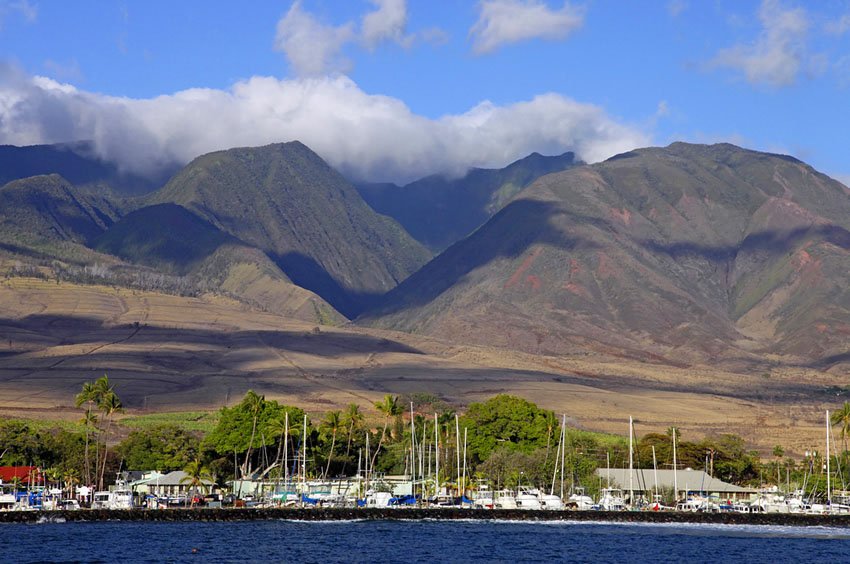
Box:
[0,466,41,484]
[145,471,215,487]
[595,468,755,493]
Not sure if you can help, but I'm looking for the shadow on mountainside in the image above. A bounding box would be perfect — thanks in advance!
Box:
[642,224,850,261]
[808,351,850,370]
[359,199,599,317]
[0,313,423,357]
[272,252,384,319]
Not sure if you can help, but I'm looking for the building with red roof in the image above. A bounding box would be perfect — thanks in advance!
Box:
[0,466,42,485]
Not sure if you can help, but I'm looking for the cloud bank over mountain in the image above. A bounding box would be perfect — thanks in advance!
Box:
[0,63,648,183]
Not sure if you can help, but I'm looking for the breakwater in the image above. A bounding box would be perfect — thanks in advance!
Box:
[3,508,850,526]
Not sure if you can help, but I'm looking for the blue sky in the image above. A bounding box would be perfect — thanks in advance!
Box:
[0,0,848,184]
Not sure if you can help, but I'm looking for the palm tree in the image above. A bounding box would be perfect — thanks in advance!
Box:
[241,390,265,478]
[342,403,363,473]
[97,389,123,489]
[181,458,214,508]
[62,468,80,500]
[320,411,342,479]
[371,394,402,469]
[75,381,99,486]
[831,402,850,453]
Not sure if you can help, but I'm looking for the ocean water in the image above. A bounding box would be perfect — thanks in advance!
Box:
[1,519,849,563]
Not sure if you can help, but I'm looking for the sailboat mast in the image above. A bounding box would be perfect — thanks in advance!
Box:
[652,445,659,498]
[284,412,289,484]
[409,404,415,481]
[462,427,468,499]
[434,413,440,497]
[629,415,635,507]
[673,427,678,502]
[455,414,461,496]
[561,414,567,499]
[826,409,832,506]
[302,414,307,488]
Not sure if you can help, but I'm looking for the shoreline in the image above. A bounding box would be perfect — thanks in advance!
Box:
[2,508,850,526]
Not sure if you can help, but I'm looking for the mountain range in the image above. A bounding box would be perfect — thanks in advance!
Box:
[1,139,848,373]
[362,143,850,370]
[355,151,578,251]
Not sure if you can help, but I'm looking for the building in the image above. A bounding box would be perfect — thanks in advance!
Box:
[0,466,42,486]
[595,468,756,501]
[129,470,216,498]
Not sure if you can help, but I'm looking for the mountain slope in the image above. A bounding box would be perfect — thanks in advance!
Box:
[362,143,850,369]
[151,141,431,317]
[0,142,172,195]
[0,174,120,253]
[356,151,578,251]
[94,203,344,324]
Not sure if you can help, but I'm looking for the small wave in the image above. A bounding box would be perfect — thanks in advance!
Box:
[35,515,67,524]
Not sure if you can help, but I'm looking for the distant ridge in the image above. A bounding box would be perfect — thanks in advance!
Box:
[0,173,120,249]
[0,142,175,195]
[355,151,579,252]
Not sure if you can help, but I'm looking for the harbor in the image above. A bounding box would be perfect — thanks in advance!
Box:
[6,506,850,526]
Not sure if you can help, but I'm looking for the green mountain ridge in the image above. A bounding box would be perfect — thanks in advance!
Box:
[150,141,431,317]
[0,173,121,250]
[355,151,579,252]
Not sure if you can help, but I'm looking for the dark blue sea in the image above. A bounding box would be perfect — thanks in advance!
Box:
[2,519,849,563]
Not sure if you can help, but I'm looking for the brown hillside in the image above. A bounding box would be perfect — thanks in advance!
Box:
[0,277,845,454]
[362,143,850,371]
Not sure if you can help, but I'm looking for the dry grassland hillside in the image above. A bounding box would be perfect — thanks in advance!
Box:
[0,277,843,455]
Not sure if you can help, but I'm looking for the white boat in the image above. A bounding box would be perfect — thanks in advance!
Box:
[494,489,517,509]
[567,487,595,510]
[515,487,542,510]
[597,488,626,511]
[0,492,16,509]
[539,493,563,510]
[363,490,394,508]
[91,488,134,510]
[471,487,494,509]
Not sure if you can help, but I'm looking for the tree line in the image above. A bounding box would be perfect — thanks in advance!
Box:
[4,382,850,502]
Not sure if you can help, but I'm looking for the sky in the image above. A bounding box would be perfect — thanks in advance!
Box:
[0,0,848,185]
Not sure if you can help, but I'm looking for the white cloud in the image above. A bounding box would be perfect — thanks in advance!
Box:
[825,14,850,35]
[711,0,811,87]
[274,1,443,76]
[274,1,355,77]
[362,0,411,48]
[470,0,584,55]
[0,62,650,183]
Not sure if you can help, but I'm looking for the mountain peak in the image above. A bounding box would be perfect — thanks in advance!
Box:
[152,141,430,317]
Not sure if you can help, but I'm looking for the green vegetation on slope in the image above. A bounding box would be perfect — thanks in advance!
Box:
[152,141,431,317]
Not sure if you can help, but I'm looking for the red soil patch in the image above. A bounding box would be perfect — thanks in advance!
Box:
[596,252,616,279]
[610,207,632,226]
[504,247,542,289]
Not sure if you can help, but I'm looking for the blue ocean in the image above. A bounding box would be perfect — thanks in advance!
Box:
[1,519,849,563]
